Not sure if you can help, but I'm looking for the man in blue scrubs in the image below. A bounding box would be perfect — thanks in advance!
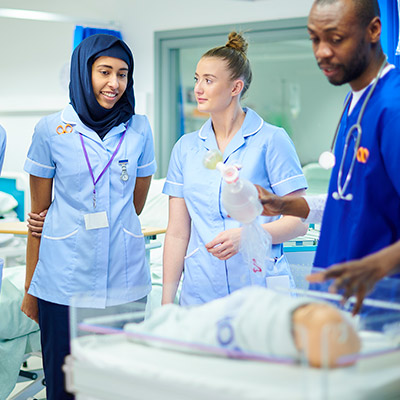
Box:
[257,0,400,313]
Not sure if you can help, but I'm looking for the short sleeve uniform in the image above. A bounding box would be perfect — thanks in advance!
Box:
[24,104,157,307]
[315,68,400,270]
[163,108,307,305]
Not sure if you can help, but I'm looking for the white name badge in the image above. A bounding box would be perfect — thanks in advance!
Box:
[266,275,291,291]
[84,211,109,230]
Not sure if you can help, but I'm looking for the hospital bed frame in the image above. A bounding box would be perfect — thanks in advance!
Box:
[10,353,45,400]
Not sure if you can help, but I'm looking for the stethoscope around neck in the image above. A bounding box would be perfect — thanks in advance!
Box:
[318,57,388,201]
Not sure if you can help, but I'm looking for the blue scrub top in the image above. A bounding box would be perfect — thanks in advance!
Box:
[315,68,400,268]
[24,105,157,308]
[0,125,6,173]
[163,108,307,305]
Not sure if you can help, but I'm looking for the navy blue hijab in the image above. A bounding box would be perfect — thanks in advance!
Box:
[69,34,135,139]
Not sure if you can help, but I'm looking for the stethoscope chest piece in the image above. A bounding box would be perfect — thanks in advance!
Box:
[319,151,336,170]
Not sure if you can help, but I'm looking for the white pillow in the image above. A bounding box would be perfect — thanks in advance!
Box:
[0,191,18,215]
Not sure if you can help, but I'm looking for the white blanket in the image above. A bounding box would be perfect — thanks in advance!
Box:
[125,286,312,359]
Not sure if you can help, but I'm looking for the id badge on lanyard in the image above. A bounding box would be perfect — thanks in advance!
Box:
[84,211,109,230]
[80,127,127,229]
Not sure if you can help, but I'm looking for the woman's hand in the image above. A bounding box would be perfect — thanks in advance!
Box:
[27,209,48,237]
[21,293,39,323]
[205,228,241,260]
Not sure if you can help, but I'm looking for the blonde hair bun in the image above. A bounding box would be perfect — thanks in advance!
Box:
[226,31,248,55]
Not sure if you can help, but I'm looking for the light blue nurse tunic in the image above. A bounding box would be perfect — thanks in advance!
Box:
[24,104,157,308]
[163,108,307,305]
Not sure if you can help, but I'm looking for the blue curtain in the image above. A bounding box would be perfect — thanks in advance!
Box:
[73,26,123,50]
[397,0,400,55]
[379,0,400,67]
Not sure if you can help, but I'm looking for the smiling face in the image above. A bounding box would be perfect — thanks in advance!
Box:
[91,56,128,109]
[307,0,371,89]
[194,57,242,115]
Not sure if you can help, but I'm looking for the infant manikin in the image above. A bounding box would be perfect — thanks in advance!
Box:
[125,286,360,368]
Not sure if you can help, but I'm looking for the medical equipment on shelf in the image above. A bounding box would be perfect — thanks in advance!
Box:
[203,150,288,286]
[318,57,388,201]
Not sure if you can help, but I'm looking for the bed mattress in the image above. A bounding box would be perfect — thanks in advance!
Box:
[68,332,400,400]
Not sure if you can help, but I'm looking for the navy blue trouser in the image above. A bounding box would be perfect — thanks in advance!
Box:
[37,299,74,400]
[37,296,147,399]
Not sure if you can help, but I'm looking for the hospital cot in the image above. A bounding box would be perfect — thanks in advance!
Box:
[65,278,400,400]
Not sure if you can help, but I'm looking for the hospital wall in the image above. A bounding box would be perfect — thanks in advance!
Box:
[0,0,316,182]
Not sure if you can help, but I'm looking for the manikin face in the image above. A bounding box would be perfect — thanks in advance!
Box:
[194,57,240,114]
[91,56,128,109]
[307,0,371,89]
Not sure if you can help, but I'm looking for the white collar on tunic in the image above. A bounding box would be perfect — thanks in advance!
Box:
[198,107,264,140]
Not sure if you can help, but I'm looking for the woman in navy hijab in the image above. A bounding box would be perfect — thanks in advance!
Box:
[69,34,135,138]
[22,34,156,400]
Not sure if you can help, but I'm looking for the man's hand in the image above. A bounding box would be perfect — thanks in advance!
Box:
[307,259,388,315]
[255,185,284,216]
